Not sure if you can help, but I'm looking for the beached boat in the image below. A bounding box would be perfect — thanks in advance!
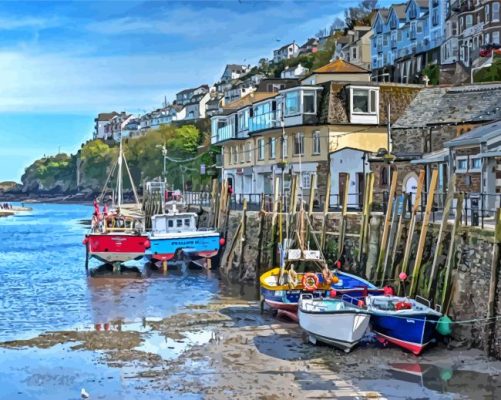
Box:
[298,293,371,352]
[84,139,149,268]
[366,295,442,355]
[146,207,220,269]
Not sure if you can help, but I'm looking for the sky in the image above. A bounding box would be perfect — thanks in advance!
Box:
[0,0,388,182]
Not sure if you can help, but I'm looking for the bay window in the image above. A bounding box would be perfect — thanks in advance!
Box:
[285,91,300,116]
[303,91,316,113]
[494,3,500,22]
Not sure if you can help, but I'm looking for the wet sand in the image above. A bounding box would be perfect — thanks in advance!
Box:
[2,294,501,400]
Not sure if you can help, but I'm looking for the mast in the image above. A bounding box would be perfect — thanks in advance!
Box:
[117,137,123,207]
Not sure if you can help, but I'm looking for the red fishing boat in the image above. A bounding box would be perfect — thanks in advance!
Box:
[83,139,149,269]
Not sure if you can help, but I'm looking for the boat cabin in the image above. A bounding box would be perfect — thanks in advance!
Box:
[151,213,198,235]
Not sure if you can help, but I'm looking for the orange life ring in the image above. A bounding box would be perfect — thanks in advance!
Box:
[302,273,319,292]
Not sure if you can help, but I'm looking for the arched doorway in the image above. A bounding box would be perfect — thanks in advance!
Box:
[403,172,419,207]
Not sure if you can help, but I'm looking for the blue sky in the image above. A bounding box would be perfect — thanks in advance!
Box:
[0,0,386,182]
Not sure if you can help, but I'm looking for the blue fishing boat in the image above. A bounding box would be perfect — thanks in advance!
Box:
[146,209,221,269]
[366,295,442,355]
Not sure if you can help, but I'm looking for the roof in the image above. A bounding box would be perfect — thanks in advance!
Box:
[225,64,247,72]
[415,0,429,9]
[300,38,318,48]
[393,84,501,128]
[222,92,277,110]
[392,4,407,20]
[410,148,449,164]
[445,121,501,148]
[275,42,297,53]
[96,112,119,121]
[176,84,209,96]
[312,59,370,74]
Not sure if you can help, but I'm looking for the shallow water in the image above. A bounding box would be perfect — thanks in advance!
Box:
[1,204,501,399]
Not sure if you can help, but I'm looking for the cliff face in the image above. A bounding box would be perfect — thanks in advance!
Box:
[18,124,217,196]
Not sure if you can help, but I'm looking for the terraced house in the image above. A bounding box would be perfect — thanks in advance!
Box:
[371,0,446,83]
[210,70,421,208]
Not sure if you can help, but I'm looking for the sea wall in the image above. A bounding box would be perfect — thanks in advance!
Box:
[217,209,501,358]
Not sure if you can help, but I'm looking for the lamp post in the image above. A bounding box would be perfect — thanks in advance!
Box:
[471,52,494,84]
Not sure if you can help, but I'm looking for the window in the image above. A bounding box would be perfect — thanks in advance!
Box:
[466,15,473,29]
[493,31,500,45]
[294,133,304,155]
[352,88,377,114]
[303,91,316,113]
[494,3,500,22]
[460,17,464,32]
[417,21,423,33]
[302,173,311,189]
[486,4,490,22]
[471,158,482,170]
[232,146,238,163]
[238,109,249,131]
[352,46,357,59]
[246,142,252,162]
[257,138,265,160]
[168,220,174,228]
[409,4,416,19]
[457,158,468,171]
[282,135,288,158]
[269,137,276,159]
[285,91,300,115]
[432,9,439,26]
[312,131,321,155]
[184,219,190,227]
[229,147,233,164]
[176,219,182,228]
[383,34,388,46]
[452,22,457,36]
[398,30,403,41]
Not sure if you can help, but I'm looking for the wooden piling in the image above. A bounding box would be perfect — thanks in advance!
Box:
[238,199,248,280]
[338,173,350,260]
[382,193,403,285]
[441,194,463,310]
[358,172,374,264]
[389,193,409,282]
[308,174,317,216]
[374,170,398,283]
[320,171,331,252]
[426,175,456,300]
[409,168,438,298]
[400,170,426,281]
[485,208,501,355]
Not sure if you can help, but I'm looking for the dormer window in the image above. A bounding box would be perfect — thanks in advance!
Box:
[284,89,317,116]
[409,3,417,19]
[349,86,379,124]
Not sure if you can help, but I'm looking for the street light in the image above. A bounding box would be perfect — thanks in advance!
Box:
[471,52,494,84]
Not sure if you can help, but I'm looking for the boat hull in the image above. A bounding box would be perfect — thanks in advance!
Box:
[147,232,220,262]
[86,233,149,264]
[299,306,370,352]
[370,313,440,355]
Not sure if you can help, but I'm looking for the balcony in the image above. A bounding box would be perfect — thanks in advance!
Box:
[211,119,236,144]
[249,111,277,132]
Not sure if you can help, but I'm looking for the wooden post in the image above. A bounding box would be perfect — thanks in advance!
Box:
[358,172,374,263]
[485,209,501,355]
[338,173,350,260]
[321,171,331,252]
[238,199,248,280]
[426,175,456,300]
[441,194,464,310]
[289,175,298,216]
[389,193,409,282]
[308,174,317,216]
[382,193,403,285]
[400,170,426,279]
[409,168,438,298]
[209,179,218,228]
[374,170,398,283]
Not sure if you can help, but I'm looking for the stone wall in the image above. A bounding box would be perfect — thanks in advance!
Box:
[218,208,501,358]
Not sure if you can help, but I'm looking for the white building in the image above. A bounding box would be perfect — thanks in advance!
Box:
[280,64,309,79]
[273,42,299,63]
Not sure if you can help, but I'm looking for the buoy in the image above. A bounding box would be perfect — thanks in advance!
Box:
[144,239,151,249]
[436,315,453,336]
[329,289,337,298]
[219,237,226,246]
[399,272,408,281]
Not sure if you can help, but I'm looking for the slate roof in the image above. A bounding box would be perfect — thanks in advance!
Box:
[444,120,501,148]
[392,4,407,19]
[222,92,277,110]
[393,84,501,128]
[96,112,119,121]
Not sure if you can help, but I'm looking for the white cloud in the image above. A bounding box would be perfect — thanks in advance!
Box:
[0,15,61,30]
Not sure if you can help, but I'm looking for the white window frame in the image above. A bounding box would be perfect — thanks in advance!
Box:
[257,138,265,160]
[456,156,468,172]
[493,31,500,45]
[233,145,238,164]
[493,3,500,22]
[486,4,490,22]
[246,142,252,162]
[284,91,301,116]
[269,137,276,159]
[302,173,311,189]
[350,87,379,115]
[312,131,321,155]
[471,157,482,171]
[294,133,304,156]
[282,135,288,158]
[229,147,233,165]
[302,90,317,114]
